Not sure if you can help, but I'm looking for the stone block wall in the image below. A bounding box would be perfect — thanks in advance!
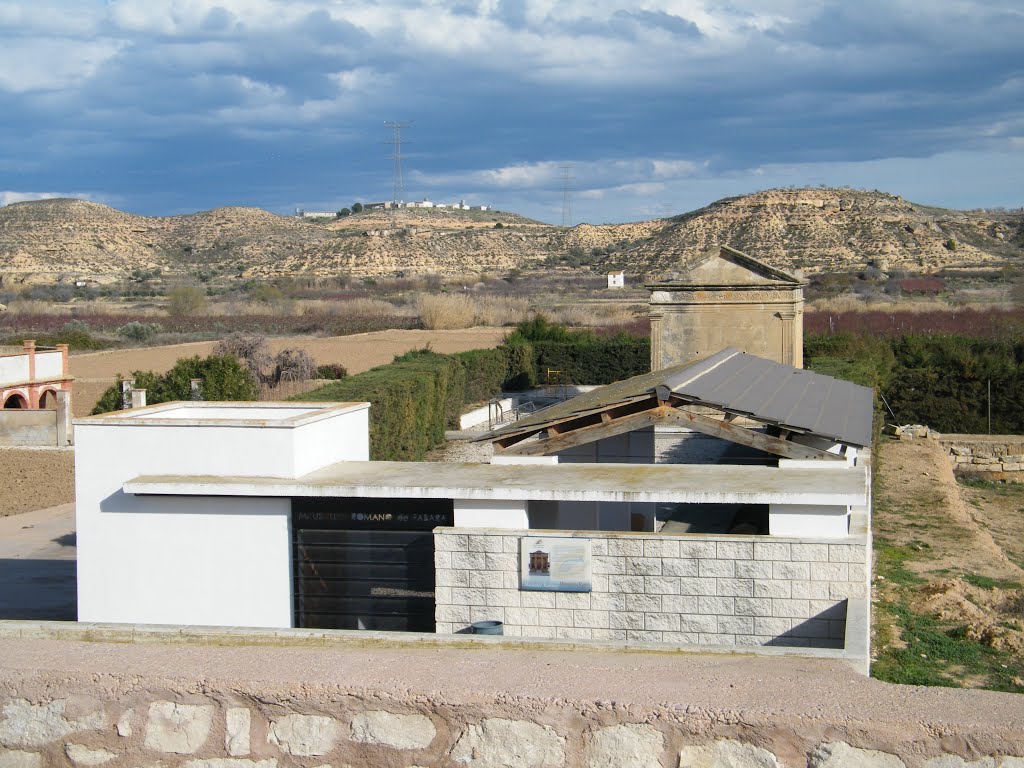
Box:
[434,529,869,648]
[940,434,1024,478]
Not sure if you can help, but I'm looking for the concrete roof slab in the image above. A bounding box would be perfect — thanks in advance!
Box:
[124,460,868,506]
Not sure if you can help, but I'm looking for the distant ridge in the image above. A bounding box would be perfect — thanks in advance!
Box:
[0,189,1020,285]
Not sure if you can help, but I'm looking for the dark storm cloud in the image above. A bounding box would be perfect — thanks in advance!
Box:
[0,1,1020,221]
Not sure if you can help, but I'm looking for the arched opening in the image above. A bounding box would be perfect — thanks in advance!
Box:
[39,389,57,409]
[3,393,28,409]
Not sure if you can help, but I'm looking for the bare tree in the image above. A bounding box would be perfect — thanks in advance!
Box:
[214,333,273,385]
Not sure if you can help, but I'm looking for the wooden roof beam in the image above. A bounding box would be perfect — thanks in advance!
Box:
[660,407,843,462]
[501,408,666,457]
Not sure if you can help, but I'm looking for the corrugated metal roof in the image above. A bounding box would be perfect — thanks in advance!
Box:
[487,348,874,447]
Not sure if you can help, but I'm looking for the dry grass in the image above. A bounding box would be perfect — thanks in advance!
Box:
[303,297,412,319]
[473,296,530,327]
[809,295,954,313]
[415,292,478,330]
[546,302,642,327]
[5,300,72,315]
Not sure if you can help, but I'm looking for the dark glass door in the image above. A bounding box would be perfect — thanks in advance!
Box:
[291,498,453,632]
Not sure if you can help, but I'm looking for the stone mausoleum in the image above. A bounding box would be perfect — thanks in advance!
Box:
[648,245,807,370]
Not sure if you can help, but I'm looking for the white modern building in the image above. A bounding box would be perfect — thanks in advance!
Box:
[74,348,872,665]
[607,271,625,289]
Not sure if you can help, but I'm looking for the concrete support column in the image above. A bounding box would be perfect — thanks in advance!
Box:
[55,343,70,376]
[453,499,529,529]
[23,340,37,407]
[130,388,147,409]
[121,380,134,410]
[768,504,850,538]
[56,390,73,446]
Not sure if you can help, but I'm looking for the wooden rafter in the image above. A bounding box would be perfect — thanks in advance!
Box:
[499,401,844,462]
[494,396,659,451]
[500,408,667,456]
[659,407,843,461]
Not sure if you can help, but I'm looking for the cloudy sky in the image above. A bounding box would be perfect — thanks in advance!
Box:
[1,0,1022,223]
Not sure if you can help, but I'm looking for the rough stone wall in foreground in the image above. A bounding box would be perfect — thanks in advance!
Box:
[2,691,1024,768]
[435,529,868,648]
[940,434,1024,479]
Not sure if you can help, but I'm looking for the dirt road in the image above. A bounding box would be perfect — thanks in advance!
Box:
[69,327,509,415]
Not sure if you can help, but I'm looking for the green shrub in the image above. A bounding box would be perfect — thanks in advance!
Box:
[501,342,535,390]
[167,285,208,316]
[31,320,106,351]
[505,315,579,344]
[117,321,162,342]
[315,363,349,380]
[91,354,258,414]
[453,348,508,403]
[530,336,650,385]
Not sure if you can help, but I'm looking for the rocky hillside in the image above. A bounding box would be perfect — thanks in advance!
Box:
[0,189,1020,285]
[615,188,1023,278]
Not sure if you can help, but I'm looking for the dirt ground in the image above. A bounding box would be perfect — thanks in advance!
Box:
[0,448,75,517]
[68,327,509,416]
[872,436,1024,690]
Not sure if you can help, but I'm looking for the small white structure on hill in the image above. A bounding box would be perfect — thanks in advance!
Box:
[607,270,625,288]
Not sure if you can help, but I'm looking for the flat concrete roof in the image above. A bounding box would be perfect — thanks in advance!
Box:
[74,400,369,429]
[124,460,868,506]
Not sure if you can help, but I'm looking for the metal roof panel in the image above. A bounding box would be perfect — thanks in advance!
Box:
[486,349,875,447]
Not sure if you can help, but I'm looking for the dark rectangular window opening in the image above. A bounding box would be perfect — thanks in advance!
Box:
[291,497,453,633]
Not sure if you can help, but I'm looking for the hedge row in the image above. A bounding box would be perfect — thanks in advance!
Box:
[300,350,467,460]
[805,333,1024,434]
[529,338,650,386]
[299,348,524,461]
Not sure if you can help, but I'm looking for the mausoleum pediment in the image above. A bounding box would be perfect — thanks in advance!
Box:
[652,246,805,288]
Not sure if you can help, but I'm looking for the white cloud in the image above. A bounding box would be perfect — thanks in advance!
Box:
[414,156,703,192]
[579,181,667,200]
[0,38,123,93]
[0,191,103,206]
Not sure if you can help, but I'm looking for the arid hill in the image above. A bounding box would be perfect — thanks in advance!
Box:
[613,188,1023,278]
[0,189,1020,285]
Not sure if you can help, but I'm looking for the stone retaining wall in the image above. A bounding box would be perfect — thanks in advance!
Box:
[434,529,869,650]
[939,434,1024,479]
[2,624,1023,768]
[4,691,1022,768]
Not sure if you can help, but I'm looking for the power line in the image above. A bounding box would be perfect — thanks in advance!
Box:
[384,120,411,208]
[559,164,574,227]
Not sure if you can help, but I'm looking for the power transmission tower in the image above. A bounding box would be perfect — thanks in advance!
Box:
[559,164,574,227]
[384,120,411,226]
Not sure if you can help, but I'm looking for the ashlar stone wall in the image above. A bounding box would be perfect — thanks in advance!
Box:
[434,529,869,648]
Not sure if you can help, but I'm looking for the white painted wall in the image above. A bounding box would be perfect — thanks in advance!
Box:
[460,398,517,430]
[454,499,528,528]
[74,403,370,628]
[291,406,369,476]
[0,354,29,386]
[75,422,294,627]
[34,351,65,380]
[768,504,850,538]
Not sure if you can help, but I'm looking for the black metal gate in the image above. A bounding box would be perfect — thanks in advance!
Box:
[291,498,453,632]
